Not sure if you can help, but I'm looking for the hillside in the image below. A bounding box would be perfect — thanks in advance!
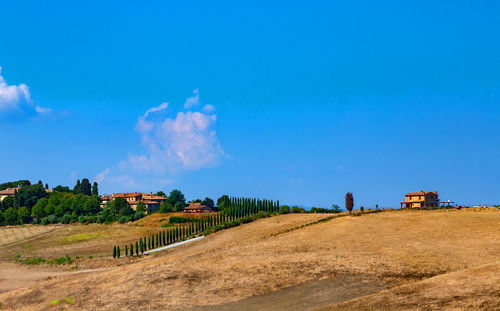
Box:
[0,209,499,310]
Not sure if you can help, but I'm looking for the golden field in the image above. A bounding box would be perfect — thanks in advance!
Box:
[0,208,499,310]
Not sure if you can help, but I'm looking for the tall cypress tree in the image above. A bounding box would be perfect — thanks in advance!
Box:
[113,245,116,258]
[130,243,134,256]
[92,182,99,196]
[125,245,128,256]
[117,246,121,258]
[136,241,139,256]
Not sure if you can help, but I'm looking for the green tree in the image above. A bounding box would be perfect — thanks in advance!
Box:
[0,210,4,225]
[84,195,102,215]
[125,245,128,256]
[202,197,214,208]
[136,201,146,213]
[117,246,120,258]
[92,182,99,196]
[73,180,81,194]
[130,243,134,256]
[113,245,116,258]
[16,184,49,209]
[156,191,166,197]
[1,195,15,211]
[159,201,173,213]
[168,190,186,206]
[53,185,71,193]
[4,208,19,225]
[111,197,130,215]
[80,178,92,196]
[217,195,229,209]
[31,197,48,220]
[18,206,31,224]
[278,205,290,214]
[135,241,139,256]
[331,204,342,213]
[174,201,185,212]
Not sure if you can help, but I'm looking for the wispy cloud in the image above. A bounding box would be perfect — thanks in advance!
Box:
[98,89,224,191]
[0,66,51,118]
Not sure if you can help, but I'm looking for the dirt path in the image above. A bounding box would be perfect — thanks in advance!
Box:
[192,275,385,311]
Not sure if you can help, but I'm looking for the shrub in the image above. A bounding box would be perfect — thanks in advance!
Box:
[168,216,192,224]
[134,210,145,221]
[360,206,364,213]
[47,214,58,224]
[118,216,128,223]
[41,217,49,225]
[48,255,72,265]
[291,206,306,213]
[61,213,71,224]
[278,205,290,214]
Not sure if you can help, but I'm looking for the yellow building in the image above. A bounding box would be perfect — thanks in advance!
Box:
[400,191,439,209]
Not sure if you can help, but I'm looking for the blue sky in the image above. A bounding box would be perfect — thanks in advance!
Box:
[0,1,499,208]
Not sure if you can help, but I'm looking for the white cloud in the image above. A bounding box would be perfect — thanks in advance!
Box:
[98,89,224,190]
[183,88,200,109]
[0,66,51,117]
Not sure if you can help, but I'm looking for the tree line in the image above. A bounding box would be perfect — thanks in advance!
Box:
[113,196,280,257]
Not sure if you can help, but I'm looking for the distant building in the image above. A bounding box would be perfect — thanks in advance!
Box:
[100,192,167,212]
[184,202,212,213]
[0,187,17,201]
[0,187,52,201]
[401,191,439,209]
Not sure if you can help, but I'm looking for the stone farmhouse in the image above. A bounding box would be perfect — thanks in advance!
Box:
[400,191,439,209]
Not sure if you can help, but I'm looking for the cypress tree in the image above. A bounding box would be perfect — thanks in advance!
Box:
[113,245,116,258]
[136,241,139,256]
[156,233,159,247]
[117,246,121,258]
[125,245,128,257]
[163,230,166,245]
[140,240,143,254]
[130,243,134,256]
[148,237,151,249]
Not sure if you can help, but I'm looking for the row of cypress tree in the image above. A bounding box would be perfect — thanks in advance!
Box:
[113,197,280,258]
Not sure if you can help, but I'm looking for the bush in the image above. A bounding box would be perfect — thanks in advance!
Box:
[360,206,365,213]
[61,214,71,224]
[291,206,306,213]
[278,205,290,214]
[168,216,192,224]
[118,216,128,224]
[41,217,49,225]
[134,210,145,221]
[4,208,19,225]
[47,214,58,224]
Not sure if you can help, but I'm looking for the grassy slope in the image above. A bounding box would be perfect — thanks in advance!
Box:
[0,210,499,310]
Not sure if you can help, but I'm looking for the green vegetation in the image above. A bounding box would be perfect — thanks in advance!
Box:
[114,196,281,258]
[16,255,72,265]
[168,216,192,224]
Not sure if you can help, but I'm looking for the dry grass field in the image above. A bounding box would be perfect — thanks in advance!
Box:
[0,209,499,310]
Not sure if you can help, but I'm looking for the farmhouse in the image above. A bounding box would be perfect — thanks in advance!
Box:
[0,187,17,202]
[184,202,212,213]
[400,191,439,209]
[100,192,167,212]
